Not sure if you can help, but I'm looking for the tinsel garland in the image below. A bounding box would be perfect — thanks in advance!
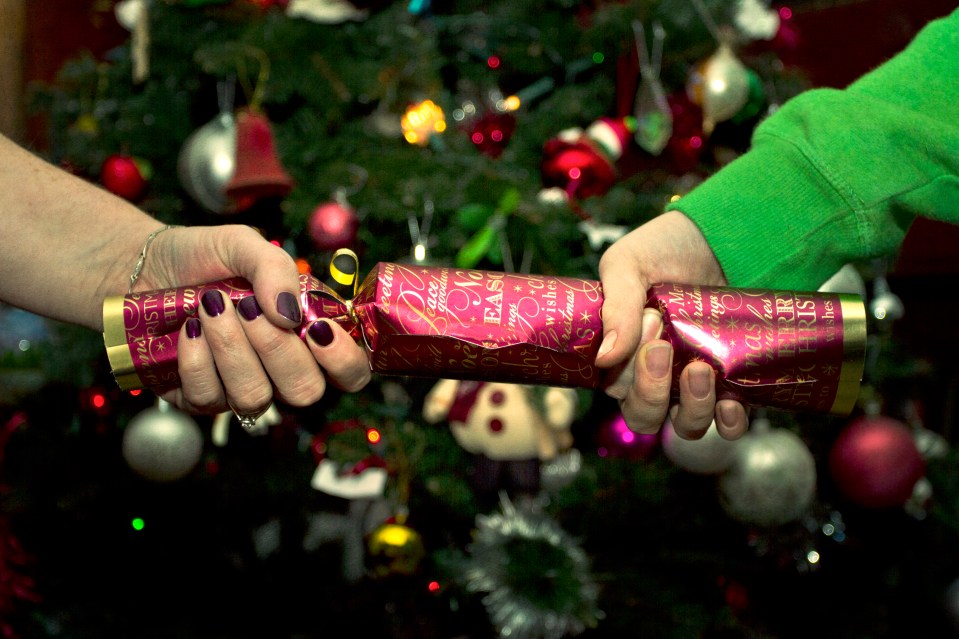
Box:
[464,496,603,639]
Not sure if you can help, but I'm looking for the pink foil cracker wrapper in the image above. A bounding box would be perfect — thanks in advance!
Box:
[102,266,866,415]
[645,283,866,415]
[351,263,604,386]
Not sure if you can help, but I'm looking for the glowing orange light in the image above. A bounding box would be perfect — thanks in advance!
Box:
[295,257,312,274]
[402,100,446,146]
[366,428,382,444]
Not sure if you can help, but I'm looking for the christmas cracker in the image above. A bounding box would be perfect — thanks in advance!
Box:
[102,264,866,415]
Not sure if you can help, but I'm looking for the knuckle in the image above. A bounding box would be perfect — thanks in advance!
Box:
[634,382,670,409]
[182,384,225,413]
[684,401,716,424]
[671,412,713,440]
[178,356,209,381]
[228,384,274,415]
[340,368,372,393]
[619,401,665,435]
[204,322,247,353]
[178,367,224,412]
[278,375,326,407]
[251,330,290,359]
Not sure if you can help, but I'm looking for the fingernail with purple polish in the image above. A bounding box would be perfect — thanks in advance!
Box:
[308,320,334,346]
[276,292,302,324]
[186,317,202,339]
[201,290,226,317]
[238,296,262,321]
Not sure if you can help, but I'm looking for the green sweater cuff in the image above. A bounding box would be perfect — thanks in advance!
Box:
[665,138,864,291]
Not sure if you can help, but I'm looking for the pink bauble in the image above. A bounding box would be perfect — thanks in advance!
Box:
[308,201,359,251]
[829,416,925,509]
[595,412,659,461]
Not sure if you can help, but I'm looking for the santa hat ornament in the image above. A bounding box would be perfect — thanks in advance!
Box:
[585,117,634,161]
[539,116,636,215]
[225,107,295,203]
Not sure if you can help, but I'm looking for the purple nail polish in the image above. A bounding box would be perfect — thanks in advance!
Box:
[308,320,334,346]
[276,291,302,324]
[186,317,202,339]
[201,290,226,317]
[238,296,263,321]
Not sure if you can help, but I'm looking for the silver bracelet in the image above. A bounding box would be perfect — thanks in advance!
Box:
[128,225,182,294]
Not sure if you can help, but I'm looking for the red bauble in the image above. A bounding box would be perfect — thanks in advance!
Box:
[540,117,635,202]
[308,201,359,251]
[665,93,705,173]
[828,415,925,509]
[101,154,150,201]
[541,139,616,200]
[469,111,516,158]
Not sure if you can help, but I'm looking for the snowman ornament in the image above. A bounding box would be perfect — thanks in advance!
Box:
[423,380,577,501]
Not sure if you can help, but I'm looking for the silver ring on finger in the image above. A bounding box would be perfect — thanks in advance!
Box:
[230,403,270,433]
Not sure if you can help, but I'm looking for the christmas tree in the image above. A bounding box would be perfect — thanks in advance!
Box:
[3,1,959,637]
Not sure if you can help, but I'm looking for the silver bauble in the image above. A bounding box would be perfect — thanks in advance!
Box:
[177,111,237,214]
[122,403,204,482]
[869,275,905,323]
[690,43,750,133]
[719,426,816,527]
[661,419,742,475]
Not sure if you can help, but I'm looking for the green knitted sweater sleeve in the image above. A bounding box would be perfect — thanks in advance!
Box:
[665,8,959,290]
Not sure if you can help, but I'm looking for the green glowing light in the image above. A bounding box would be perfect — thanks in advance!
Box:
[592,52,605,64]
[131,517,145,531]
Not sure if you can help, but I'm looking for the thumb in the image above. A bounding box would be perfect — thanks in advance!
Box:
[596,244,652,370]
[596,235,666,401]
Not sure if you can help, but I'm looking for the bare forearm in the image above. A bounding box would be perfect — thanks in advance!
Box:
[0,134,162,330]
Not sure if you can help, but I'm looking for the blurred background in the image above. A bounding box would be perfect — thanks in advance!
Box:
[1,1,958,637]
